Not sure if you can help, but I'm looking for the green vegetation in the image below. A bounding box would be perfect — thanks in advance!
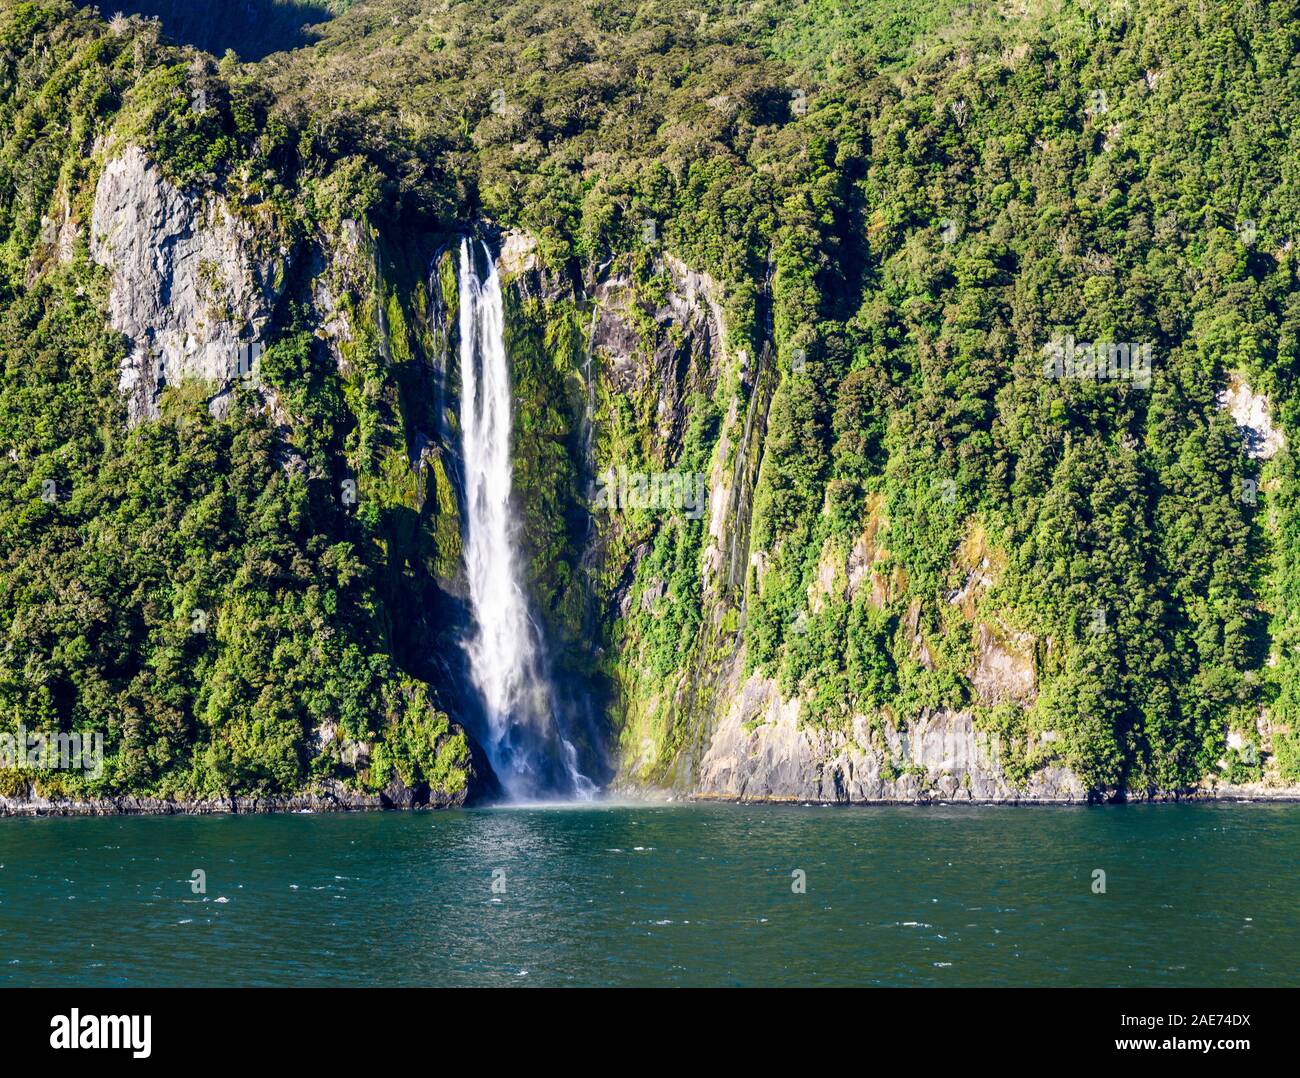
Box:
[2,0,1298,802]
[0,1,469,802]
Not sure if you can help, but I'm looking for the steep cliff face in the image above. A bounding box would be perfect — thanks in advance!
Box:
[91,145,290,424]
[551,243,1091,803]
[696,679,1085,803]
[506,233,1299,804]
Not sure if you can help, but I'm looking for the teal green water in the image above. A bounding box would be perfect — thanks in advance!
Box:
[0,803,1296,986]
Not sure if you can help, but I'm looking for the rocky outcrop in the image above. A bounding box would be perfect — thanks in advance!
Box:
[1193,778,1300,801]
[588,256,724,451]
[693,672,1085,803]
[497,228,539,277]
[315,721,370,769]
[846,494,893,606]
[27,188,79,282]
[970,622,1037,707]
[1218,372,1284,459]
[90,145,291,424]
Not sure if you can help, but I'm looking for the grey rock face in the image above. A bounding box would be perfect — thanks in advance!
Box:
[497,228,539,277]
[970,622,1037,707]
[584,255,738,596]
[90,146,290,424]
[589,257,723,445]
[1217,372,1284,460]
[694,672,1086,803]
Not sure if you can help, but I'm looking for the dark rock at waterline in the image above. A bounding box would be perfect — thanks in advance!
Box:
[379,773,421,809]
[0,731,507,816]
[0,776,472,817]
[464,735,504,804]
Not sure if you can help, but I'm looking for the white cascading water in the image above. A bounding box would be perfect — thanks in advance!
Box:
[457,238,594,801]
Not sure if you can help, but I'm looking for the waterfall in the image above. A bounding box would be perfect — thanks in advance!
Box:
[456,238,595,802]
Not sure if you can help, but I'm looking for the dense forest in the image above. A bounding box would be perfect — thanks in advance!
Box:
[1,0,1298,805]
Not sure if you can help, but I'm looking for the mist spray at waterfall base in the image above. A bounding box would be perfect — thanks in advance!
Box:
[456,238,596,802]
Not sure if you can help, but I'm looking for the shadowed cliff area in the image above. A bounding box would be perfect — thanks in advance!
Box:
[74,0,344,60]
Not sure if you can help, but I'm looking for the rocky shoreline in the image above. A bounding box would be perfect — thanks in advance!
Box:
[8,783,1297,818]
[686,785,1300,806]
[0,776,469,817]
